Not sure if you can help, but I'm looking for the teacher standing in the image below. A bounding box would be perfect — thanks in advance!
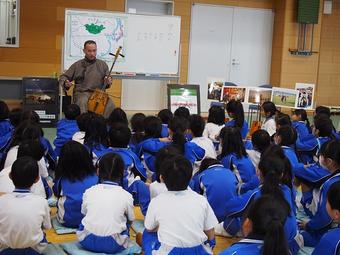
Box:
[59,40,115,118]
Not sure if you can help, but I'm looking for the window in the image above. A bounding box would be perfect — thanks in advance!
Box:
[0,0,19,47]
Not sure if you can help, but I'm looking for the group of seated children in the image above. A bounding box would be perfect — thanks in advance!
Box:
[0,98,339,255]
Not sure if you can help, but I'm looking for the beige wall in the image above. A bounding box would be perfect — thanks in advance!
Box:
[0,0,338,108]
[316,1,340,106]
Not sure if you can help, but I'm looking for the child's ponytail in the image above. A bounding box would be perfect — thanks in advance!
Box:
[246,195,290,255]
[168,116,188,153]
[258,156,286,200]
[263,216,289,255]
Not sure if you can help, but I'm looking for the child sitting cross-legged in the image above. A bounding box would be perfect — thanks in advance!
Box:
[77,152,137,254]
[142,154,218,255]
[0,156,51,255]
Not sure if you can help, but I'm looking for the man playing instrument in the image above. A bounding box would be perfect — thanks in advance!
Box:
[59,40,115,117]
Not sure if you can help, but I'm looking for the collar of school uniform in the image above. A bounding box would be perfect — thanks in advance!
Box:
[13,189,31,193]
[207,164,224,169]
[102,181,120,186]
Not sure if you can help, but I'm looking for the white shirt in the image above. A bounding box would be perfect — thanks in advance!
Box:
[150,181,168,199]
[80,183,134,236]
[4,146,49,178]
[0,165,46,198]
[261,117,276,137]
[72,131,85,144]
[191,137,217,159]
[203,123,224,143]
[144,189,218,248]
[246,149,261,168]
[0,191,51,250]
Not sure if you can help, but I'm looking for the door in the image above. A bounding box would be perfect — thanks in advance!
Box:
[229,8,274,87]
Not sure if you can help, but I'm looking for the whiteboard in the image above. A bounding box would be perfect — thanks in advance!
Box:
[63,9,180,74]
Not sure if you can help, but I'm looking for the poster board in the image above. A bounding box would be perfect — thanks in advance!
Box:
[167,84,200,114]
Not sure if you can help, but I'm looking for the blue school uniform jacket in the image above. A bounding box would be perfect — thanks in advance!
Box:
[183,141,205,165]
[219,238,264,255]
[305,172,340,234]
[137,138,169,173]
[311,227,340,255]
[53,119,79,156]
[0,119,13,138]
[161,124,169,138]
[224,185,300,255]
[225,120,249,139]
[53,174,98,228]
[108,147,147,186]
[294,162,331,187]
[282,146,299,169]
[191,164,237,222]
[220,153,259,194]
[293,121,310,140]
[86,143,111,160]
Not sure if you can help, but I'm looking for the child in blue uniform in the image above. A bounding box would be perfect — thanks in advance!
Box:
[224,156,302,255]
[219,126,259,194]
[312,182,340,255]
[169,116,205,175]
[315,106,340,139]
[53,141,98,228]
[0,101,13,147]
[225,100,249,139]
[261,101,278,137]
[220,195,291,255]
[299,140,340,247]
[53,104,80,157]
[129,113,146,154]
[20,110,57,164]
[83,113,111,163]
[0,156,51,255]
[137,116,169,179]
[142,155,218,255]
[274,125,299,170]
[203,105,225,151]
[294,115,336,186]
[77,153,137,253]
[158,109,173,138]
[191,158,237,223]
[108,124,150,215]
[292,109,311,139]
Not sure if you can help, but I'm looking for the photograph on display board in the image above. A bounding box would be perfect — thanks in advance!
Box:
[295,83,315,109]
[221,86,246,103]
[271,87,298,108]
[167,84,201,114]
[247,88,272,105]
[207,81,224,101]
[23,78,58,106]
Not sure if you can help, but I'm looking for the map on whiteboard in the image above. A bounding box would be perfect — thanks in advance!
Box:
[65,13,126,65]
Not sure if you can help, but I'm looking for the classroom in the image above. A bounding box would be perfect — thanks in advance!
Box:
[0,0,339,255]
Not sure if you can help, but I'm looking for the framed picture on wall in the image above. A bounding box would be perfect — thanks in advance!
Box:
[271,87,299,108]
[247,87,272,105]
[221,86,246,103]
[295,83,315,109]
[167,84,201,114]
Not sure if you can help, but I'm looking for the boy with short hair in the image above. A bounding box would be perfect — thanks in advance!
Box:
[53,104,80,156]
[0,156,51,255]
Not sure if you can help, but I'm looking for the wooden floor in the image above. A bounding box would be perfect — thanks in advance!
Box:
[46,207,239,254]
